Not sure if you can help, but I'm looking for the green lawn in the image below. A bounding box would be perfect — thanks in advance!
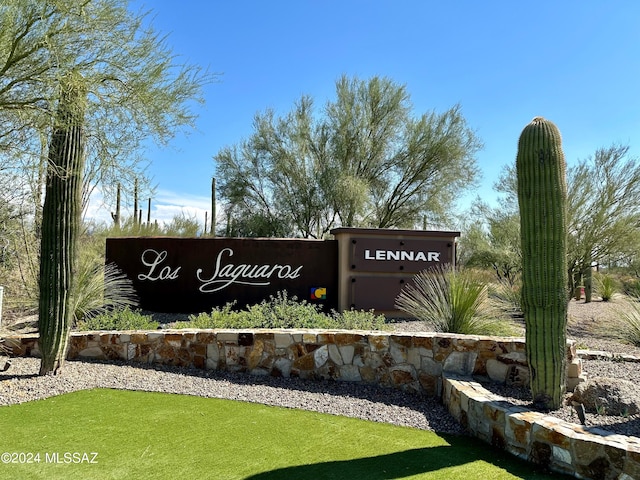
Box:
[0,389,568,479]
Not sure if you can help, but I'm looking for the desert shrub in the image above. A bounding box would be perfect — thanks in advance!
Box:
[489,279,523,319]
[175,303,246,329]
[71,260,138,325]
[241,291,328,329]
[395,265,517,336]
[593,273,618,301]
[176,291,387,330]
[621,277,640,299]
[76,307,158,331]
[330,308,386,330]
[608,299,640,346]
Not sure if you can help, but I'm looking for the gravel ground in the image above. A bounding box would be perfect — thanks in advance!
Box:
[0,357,467,435]
[1,299,639,437]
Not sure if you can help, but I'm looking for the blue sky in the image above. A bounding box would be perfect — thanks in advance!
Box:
[88,0,640,228]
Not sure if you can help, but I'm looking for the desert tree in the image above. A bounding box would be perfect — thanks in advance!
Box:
[459,199,521,287]
[215,75,481,238]
[566,145,640,301]
[0,0,213,227]
[0,0,213,374]
[473,144,640,301]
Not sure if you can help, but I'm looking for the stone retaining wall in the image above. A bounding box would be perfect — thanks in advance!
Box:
[443,375,640,479]
[5,329,581,396]
[7,328,638,479]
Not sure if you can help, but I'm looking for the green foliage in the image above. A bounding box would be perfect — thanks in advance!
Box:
[175,292,387,330]
[178,302,253,329]
[601,298,640,347]
[620,276,640,298]
[516,117,568,411]
[395,265,517,336]
[566,145,640,294]
[489,279,523,320]
[216,75,481,237]
[162,212,201,237]
[459,214,521,286]
[76,307,158,331]
[334,308,387,331]
[241,292,330,329]
[70,260,138,326]
[593,273,618,302]
[0,0,213,210]
[483,144,640,298]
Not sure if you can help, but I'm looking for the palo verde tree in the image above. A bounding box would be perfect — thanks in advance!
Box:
[216,75,481,238]
[0,0,212,229]
[516,117,568,411]
[459,200,521,287]
[0,0,212,374]
[478,145,640,301]
[566,145,640,301]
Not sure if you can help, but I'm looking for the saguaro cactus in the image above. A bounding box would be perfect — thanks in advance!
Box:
[38,71,87,375]
[516,117,568,410]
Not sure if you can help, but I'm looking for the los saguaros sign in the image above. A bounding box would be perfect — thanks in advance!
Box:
[106,237,338,313]
[106,229,459,315]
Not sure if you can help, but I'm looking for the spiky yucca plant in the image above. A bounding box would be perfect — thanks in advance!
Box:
[70,261,139,326]
[395,265,516,336]
[593,272,617,302]
[516,117,568,410]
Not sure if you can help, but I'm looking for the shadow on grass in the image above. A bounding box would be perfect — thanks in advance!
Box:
[245,441,566,480]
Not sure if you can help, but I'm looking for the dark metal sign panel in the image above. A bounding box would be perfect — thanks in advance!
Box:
[348,238,454,274]
[349,276,413,311]
[106,237,338,313]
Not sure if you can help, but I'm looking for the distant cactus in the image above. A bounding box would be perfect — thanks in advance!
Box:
[38,71,87,375]
[516,117,568,410]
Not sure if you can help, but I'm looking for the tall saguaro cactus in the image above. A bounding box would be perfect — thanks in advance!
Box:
[38,71,87,375]
[516,117,569,410]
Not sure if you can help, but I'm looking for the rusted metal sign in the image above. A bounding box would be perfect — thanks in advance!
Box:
[106,237,338,313]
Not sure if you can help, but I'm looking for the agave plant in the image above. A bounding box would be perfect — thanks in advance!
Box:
[395,264,516,336]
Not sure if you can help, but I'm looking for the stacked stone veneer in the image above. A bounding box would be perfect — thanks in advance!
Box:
[6,329,639,479]
[7,329,576,396]
[443,375,640,479]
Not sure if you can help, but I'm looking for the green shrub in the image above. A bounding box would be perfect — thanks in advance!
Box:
[330,308,387,330]
[175,291,388,331]
[76,307,158,331]
[242,291,327,329]
[593,273,618,301]
[71,260,138,325]
[395,265,518,336]
[609,299,640,346]
[621,277,640,299]
[175,303,246,329]
[489,279,523,319]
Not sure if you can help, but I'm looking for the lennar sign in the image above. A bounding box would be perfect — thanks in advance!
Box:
[106,228,459,315]
[364,249,440,262]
